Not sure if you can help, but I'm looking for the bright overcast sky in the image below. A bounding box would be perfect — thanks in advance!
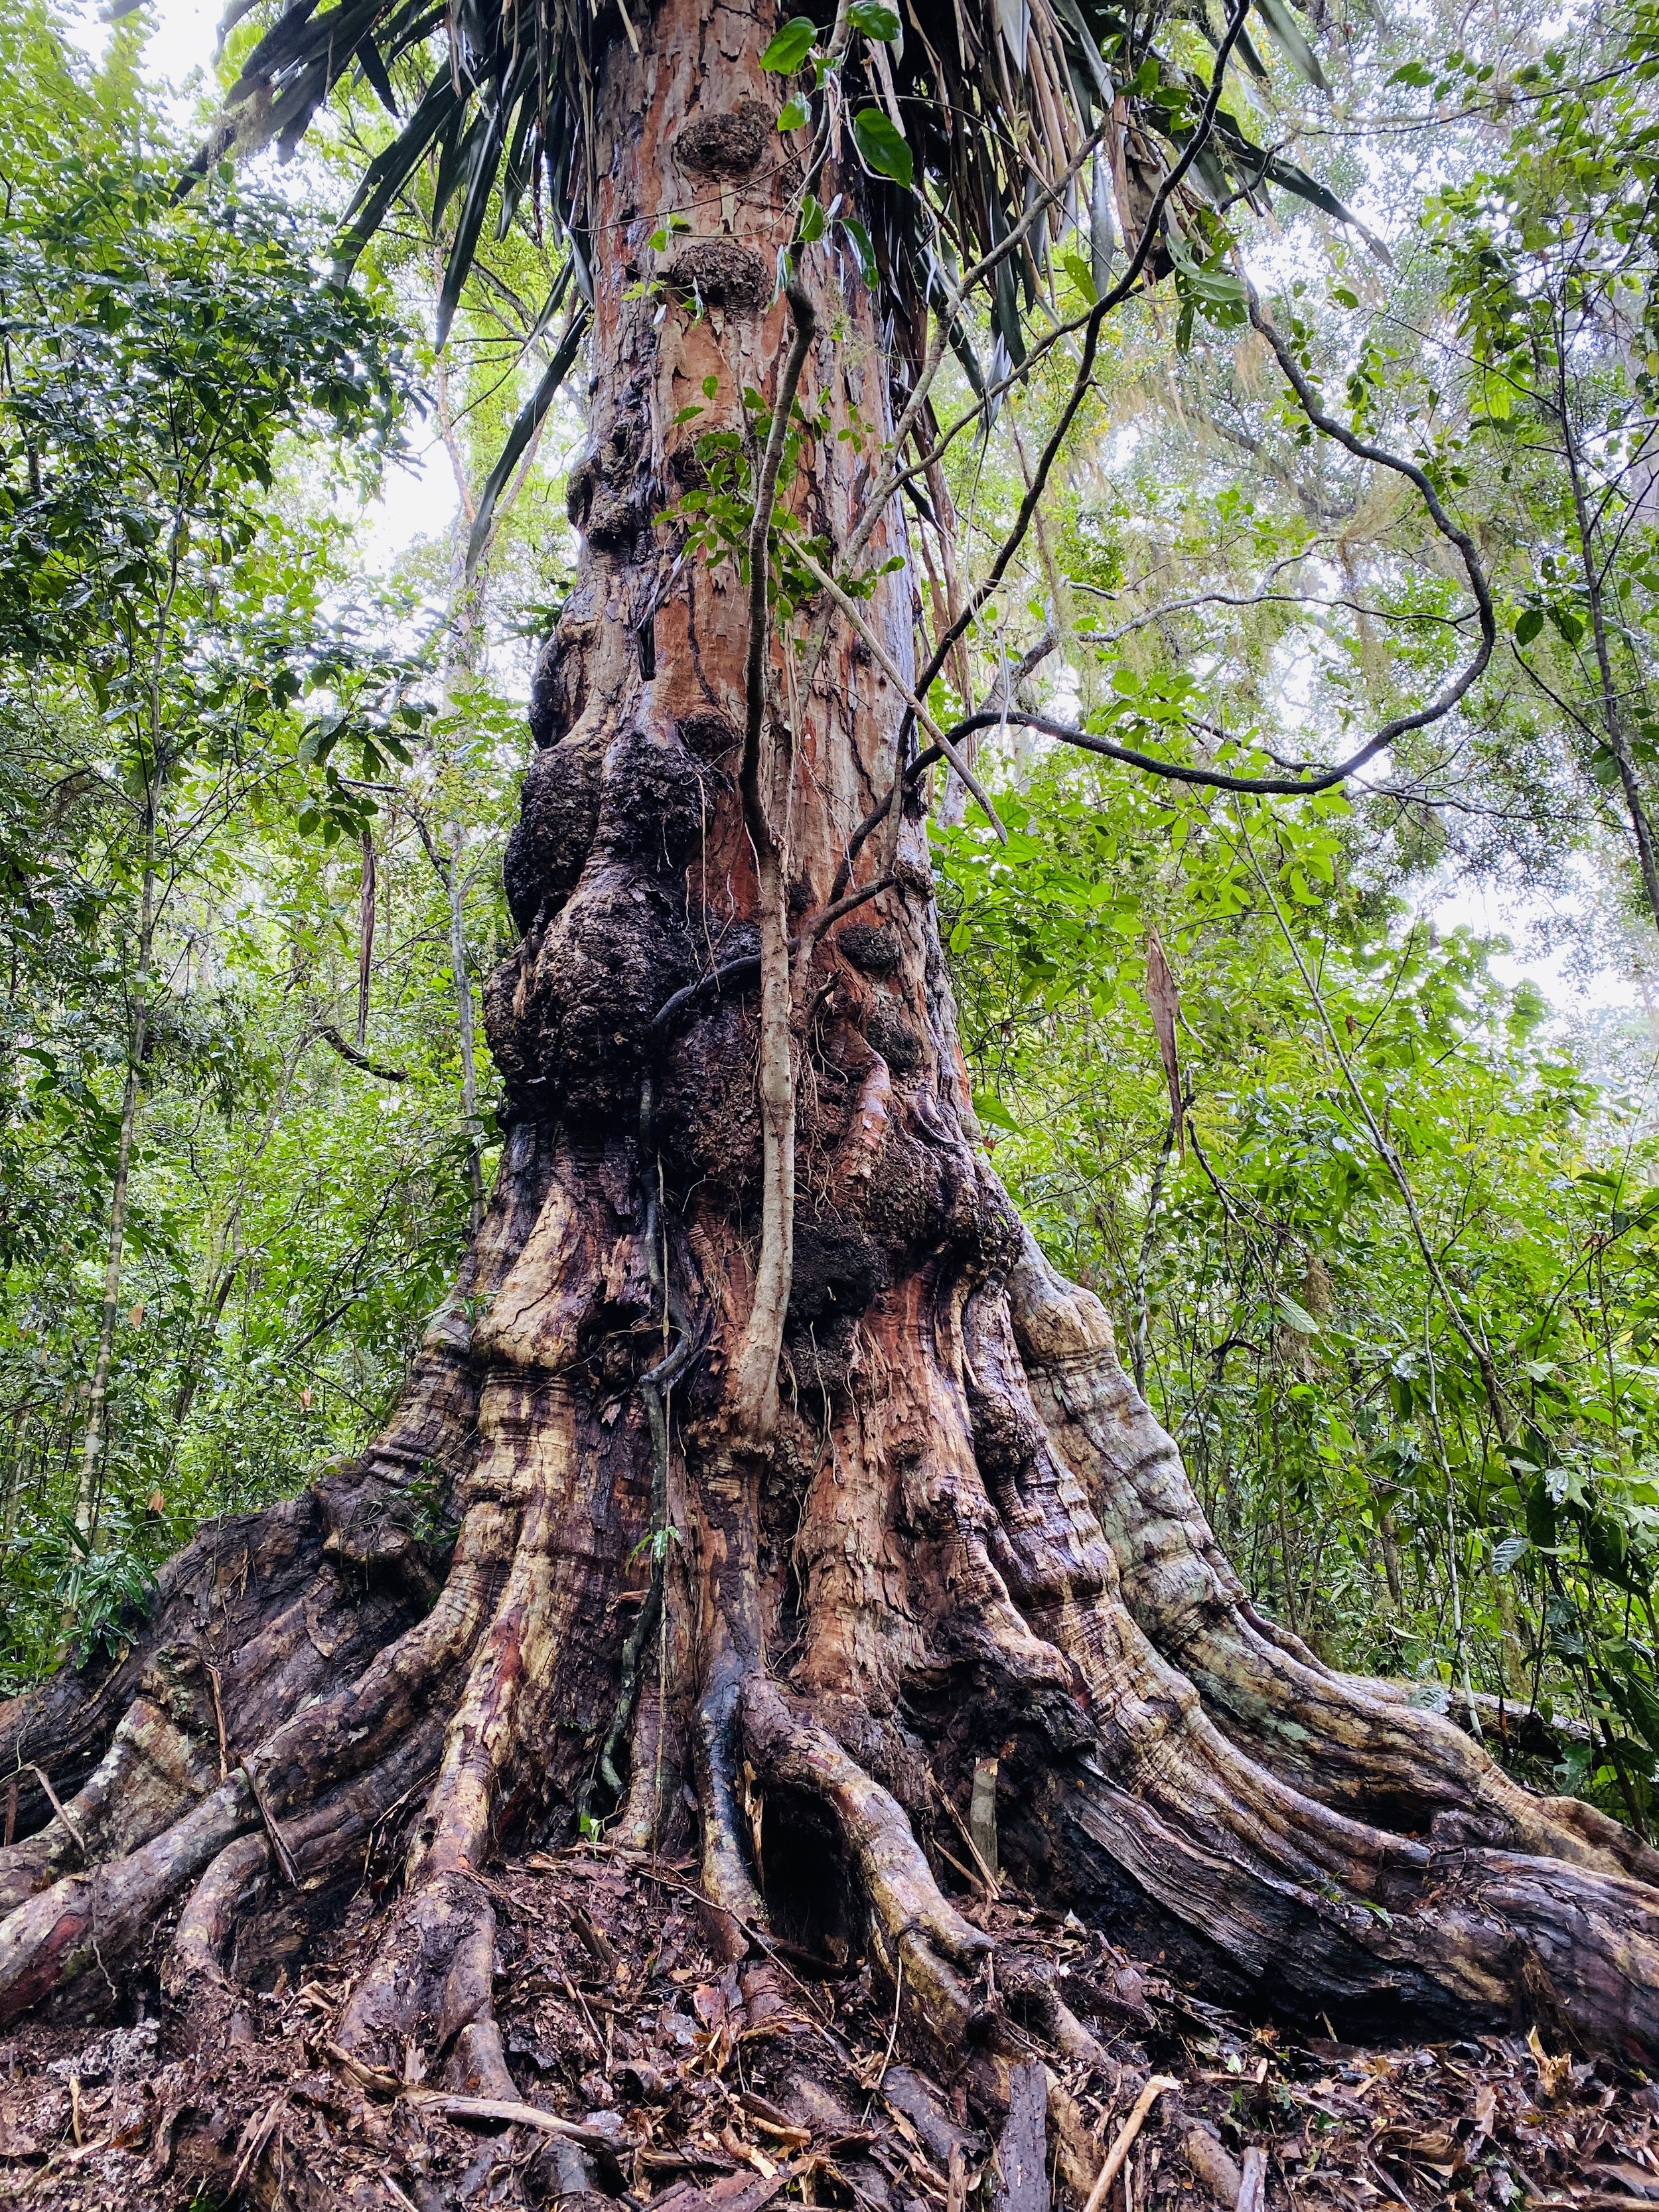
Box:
[68,0,218,91]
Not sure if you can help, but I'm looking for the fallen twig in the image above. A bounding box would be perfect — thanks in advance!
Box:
[414,2092,632,2148]
[239,1759,299,1887]
[1080,2077,1178,2212]
[25,1764,86,1863]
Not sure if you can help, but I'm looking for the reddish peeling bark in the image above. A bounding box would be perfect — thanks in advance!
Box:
[4,0,1659,2170]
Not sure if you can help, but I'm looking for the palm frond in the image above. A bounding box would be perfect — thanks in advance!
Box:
[212,0,1345,382]
[465,284,589,582]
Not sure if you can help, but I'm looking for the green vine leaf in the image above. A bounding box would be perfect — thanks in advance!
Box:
[851,107,912,188]
[847,0,902,37]
[760,17,817,70]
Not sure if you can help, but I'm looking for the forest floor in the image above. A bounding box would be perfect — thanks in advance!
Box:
[0,1842,1654,2212]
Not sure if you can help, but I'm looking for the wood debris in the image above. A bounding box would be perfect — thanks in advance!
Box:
[0,1847,1654,2209]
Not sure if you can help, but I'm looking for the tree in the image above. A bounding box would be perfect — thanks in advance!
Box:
[0,18,415,1558]
[4,0,1659,2164]
[0,10,434,1670]
[1429,29,1659,937]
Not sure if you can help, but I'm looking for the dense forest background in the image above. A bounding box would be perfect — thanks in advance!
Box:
[7,0,1659,1847]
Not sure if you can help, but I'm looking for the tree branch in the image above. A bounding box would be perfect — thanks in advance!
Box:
[313,1024,407,1084]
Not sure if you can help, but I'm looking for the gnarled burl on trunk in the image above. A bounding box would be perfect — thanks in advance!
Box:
[3,0,1658,2162]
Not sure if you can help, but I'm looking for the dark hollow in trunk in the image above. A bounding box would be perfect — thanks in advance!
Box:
[4,0,1659,2174]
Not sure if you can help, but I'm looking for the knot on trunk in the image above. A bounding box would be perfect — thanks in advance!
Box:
[315,1460,438,1578]
[490,723,714,1118]
[567,380,657,556]
[676,99,773,176]
[785,1209,889,1391]
[668,238,772,313]
[836,921,903,976]
[504,739,604,932]
[657,986,762,1195]
[486,876,695,1122]
[964,1388,1045,1487]
[675,709,739,763]
[528,607,596,748]
[865,999,923,1076]
[596,726,715,867]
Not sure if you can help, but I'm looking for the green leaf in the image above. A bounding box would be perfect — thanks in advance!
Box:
[760,17,818,70]
[1275,1293,1321,1335]
[1514,607,1544,645]
[776,96,808,130]
[465,305,591,583]
[847,0,902,35]
[799,192,827,243]
[1060,248,1098,304]
[972,1089,1023,1134]
[851,106,912,188]
[841,215,879,283]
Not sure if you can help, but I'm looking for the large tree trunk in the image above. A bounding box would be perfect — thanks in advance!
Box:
[4,0,1659,2152]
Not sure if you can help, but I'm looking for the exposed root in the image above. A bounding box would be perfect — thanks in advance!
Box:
[0,1775,250,2027]
[963,1228,1659,2054]
[335,1868,502,2077]
[167,1832,271,1988]
[687,1449,770,1947]
[0,1649,220,1915]
[742,1674,989,1982]
[1004,1222,1659,1881]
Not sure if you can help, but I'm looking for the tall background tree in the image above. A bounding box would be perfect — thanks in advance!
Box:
[7,0,1659,2199]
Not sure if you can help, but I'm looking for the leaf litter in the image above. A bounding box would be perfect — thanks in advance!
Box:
[0,1845,1654,2209]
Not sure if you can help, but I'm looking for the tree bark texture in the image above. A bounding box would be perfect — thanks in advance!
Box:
[5,0,1659,2136]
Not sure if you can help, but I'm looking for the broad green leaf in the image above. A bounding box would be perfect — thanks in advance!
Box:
[851,107,913,188]
[760,17,818,70]
[1060,248,1098,304]
[972,1089,1023,1133]
[847,0,902,36]
[1275,1293,1321,1335]
[841,215,879,283]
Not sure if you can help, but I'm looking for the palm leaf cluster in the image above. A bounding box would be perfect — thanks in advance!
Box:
[202,0,1351,384]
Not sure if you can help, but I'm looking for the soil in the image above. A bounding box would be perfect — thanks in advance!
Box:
[1,1844,1653,2211]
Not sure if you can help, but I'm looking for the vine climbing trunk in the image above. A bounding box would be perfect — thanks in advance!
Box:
[5,0,1659,2159]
